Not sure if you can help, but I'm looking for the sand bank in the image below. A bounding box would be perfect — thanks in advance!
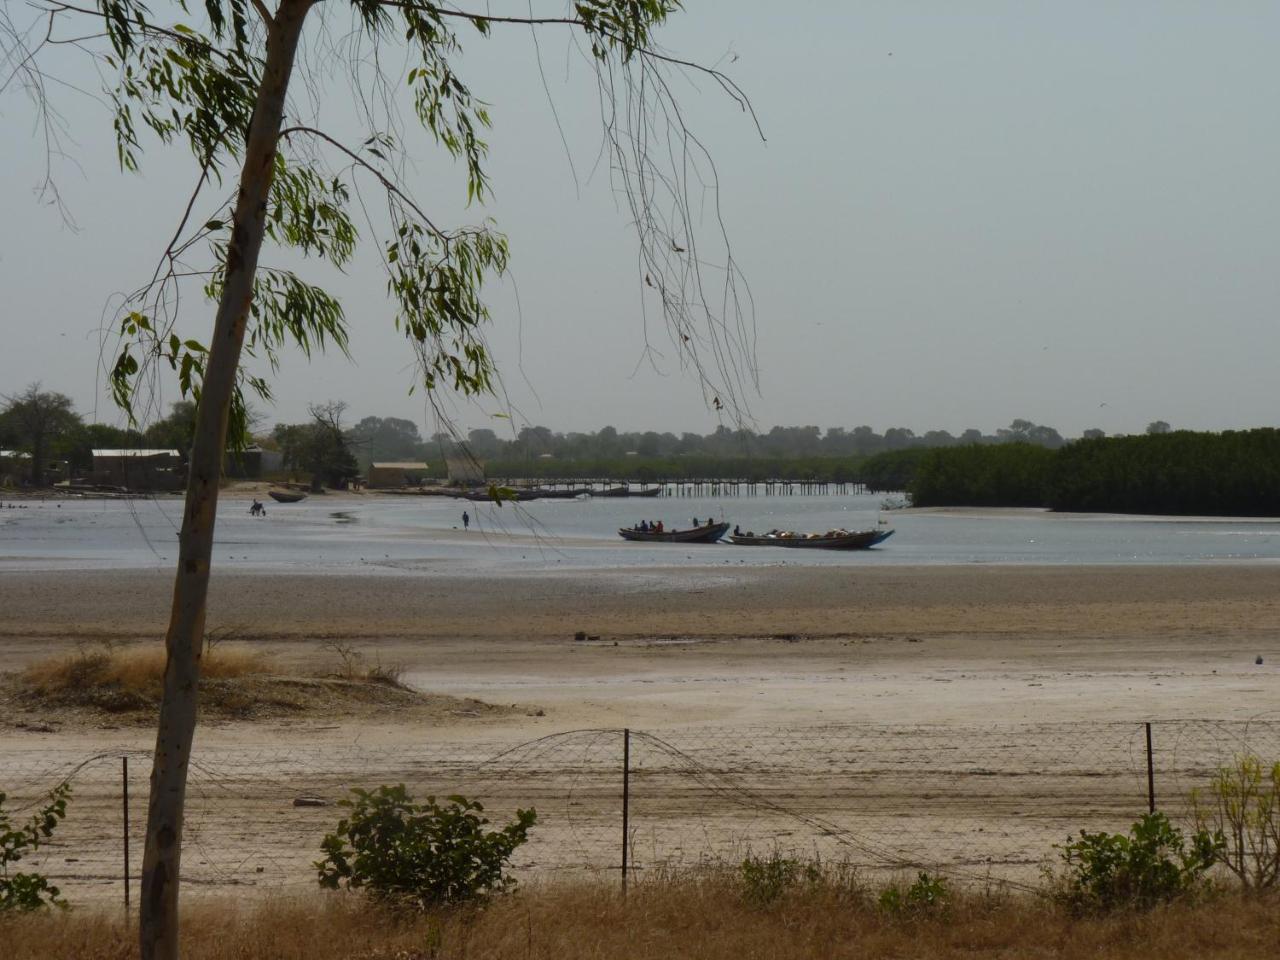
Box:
[1,564,1277,738]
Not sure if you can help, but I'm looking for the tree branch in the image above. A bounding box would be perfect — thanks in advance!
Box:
[278,123,451,240]
[249,0,275,30]
[39,2,241,64]
[365,0,763,138]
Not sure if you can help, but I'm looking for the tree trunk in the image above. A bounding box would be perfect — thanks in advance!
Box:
[30,434,44,488]
[139,4,312,958]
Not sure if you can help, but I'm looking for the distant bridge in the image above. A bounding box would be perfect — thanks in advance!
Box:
[489,478,887,497]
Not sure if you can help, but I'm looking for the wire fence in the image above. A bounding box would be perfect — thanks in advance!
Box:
[3,719,1278,904]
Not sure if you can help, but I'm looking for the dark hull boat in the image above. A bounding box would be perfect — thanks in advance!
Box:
[729,528,894,550]
[267,489,308,503]
[459,487,591,502]
[618,521,729,543]
[593,486,665,498]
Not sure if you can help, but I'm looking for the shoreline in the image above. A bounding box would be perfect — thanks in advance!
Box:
[11,483,1280,523]
[906,504,1280,523]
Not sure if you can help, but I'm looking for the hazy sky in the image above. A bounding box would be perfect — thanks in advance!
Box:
[3,1,1277,439]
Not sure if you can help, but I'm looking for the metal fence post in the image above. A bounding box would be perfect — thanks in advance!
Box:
[621,728,630,895]
[122,755,131,910]
[1145,722,1156,813]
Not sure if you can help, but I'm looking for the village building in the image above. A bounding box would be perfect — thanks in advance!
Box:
[0,450,31,486]
[367,461,430,489]
[222,444,285,480]
[91,449,184,491]
[0,450,69,486]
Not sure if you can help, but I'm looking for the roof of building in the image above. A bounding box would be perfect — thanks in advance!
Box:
[91,449,181,458]
[370,462,430,470]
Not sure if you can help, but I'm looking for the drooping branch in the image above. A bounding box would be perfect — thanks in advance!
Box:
[362,0,764,137]
[11,0,761,426]
[279,124,450,240]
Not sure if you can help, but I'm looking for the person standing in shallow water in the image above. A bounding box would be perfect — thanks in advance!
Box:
[462,510,470,530]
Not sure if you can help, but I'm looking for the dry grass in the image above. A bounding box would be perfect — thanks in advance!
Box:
[24,644,270,694]
[0,878,1276,960]
[17,643,273,716]
[3,643,514,725]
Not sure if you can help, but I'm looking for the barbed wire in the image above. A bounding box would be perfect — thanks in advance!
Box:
[2,719,1278,903]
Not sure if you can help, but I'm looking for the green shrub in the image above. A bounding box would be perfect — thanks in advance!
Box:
[878,872,949,916]
[1191,754,1280,889]
[316,785,535,909]
[1054,812,1221,912]
[1,782,71,911]
[738,853,820,905]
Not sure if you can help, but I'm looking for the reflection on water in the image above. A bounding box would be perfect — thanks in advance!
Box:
[2,493,1279,574]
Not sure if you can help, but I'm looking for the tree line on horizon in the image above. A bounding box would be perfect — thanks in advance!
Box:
[910,429,1280,515]
[3,381,1192,491]
[5,386,1131,478]
[4,384,1277,513]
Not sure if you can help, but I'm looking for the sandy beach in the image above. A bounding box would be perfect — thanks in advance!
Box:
[2,563,1278,738]
[3,560,1279,901]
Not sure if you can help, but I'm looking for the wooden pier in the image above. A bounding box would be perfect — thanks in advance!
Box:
[492,479,871,497]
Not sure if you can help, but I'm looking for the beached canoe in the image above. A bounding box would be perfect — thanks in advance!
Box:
[267,489,308,504]
[618,521,729,543]
[729,528,894,550]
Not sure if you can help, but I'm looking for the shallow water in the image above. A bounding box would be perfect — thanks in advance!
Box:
[3,492,1280,575]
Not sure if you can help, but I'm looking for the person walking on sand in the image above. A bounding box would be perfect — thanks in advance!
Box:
[462,510,470,530]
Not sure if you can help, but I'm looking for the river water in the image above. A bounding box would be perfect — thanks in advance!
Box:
[3,492,1280,575]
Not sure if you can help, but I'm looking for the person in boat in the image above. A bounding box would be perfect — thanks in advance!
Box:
[656,520,664,533]
[639,520,649,532]
[733,524,741,537]
[692,516,699,528]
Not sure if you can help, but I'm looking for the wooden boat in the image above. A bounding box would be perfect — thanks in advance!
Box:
[459,487,591,502]
[624,486,664,497]
[267,489,308,503]
[729,528,894,550]
[618,521,729,543]
[459,489,532,502]
[593,486,664,498]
